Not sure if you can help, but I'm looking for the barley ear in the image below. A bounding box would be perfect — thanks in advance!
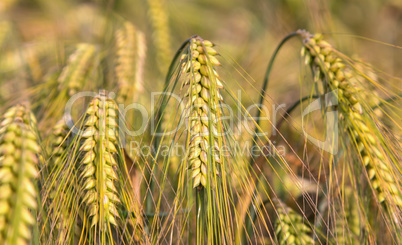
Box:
[181,36,224,189]
[146,0,172,74]
[58,43,96,97]
[299,30,402,210]
[0,104,40,245]
[273,198,315,245]
[334,187,361,245]
[114,21,146,104]
[76,91,143,243]
[78,93,121,231]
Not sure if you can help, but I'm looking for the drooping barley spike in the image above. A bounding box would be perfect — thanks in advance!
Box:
[58,43,96,96]
[181,36,224,189]
[114,21,146,104]
[299,30,402,209]
[273,199,314,245]
[146,0,172,75]
[334,187,361,245]
[0,105,40,245]
[78,92,121,234]
[349,59,383,118]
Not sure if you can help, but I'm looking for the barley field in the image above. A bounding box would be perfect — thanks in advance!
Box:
[0,0,401,244]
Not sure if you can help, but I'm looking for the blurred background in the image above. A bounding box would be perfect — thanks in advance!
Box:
[1,0,401,133]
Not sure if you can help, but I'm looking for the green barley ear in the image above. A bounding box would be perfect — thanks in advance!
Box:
[114,21,146,104]
[146,0,172,75]
[79,92,121,229]
[176,36,234,244]
[77,91,143,242]
[181,36,224,189]
[299,30,402,210]
[58,43,97,97]
[273,198,314,245]
[0,104,40,245]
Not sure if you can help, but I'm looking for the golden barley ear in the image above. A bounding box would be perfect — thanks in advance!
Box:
[0,104,41,245]
[299,30,402,212]
[273,198,315,245]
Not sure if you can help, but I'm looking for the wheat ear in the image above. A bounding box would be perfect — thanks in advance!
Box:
[299,30,402,208]
[0,105,40,245]
[181,37,224,188]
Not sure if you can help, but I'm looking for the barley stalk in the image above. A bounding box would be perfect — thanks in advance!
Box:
[299,30,402,208]
[273,199,314,245]
[181,36,224,189]
[0,105,40,245]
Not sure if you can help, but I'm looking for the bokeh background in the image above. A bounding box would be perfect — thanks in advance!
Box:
[1,0,401,143]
